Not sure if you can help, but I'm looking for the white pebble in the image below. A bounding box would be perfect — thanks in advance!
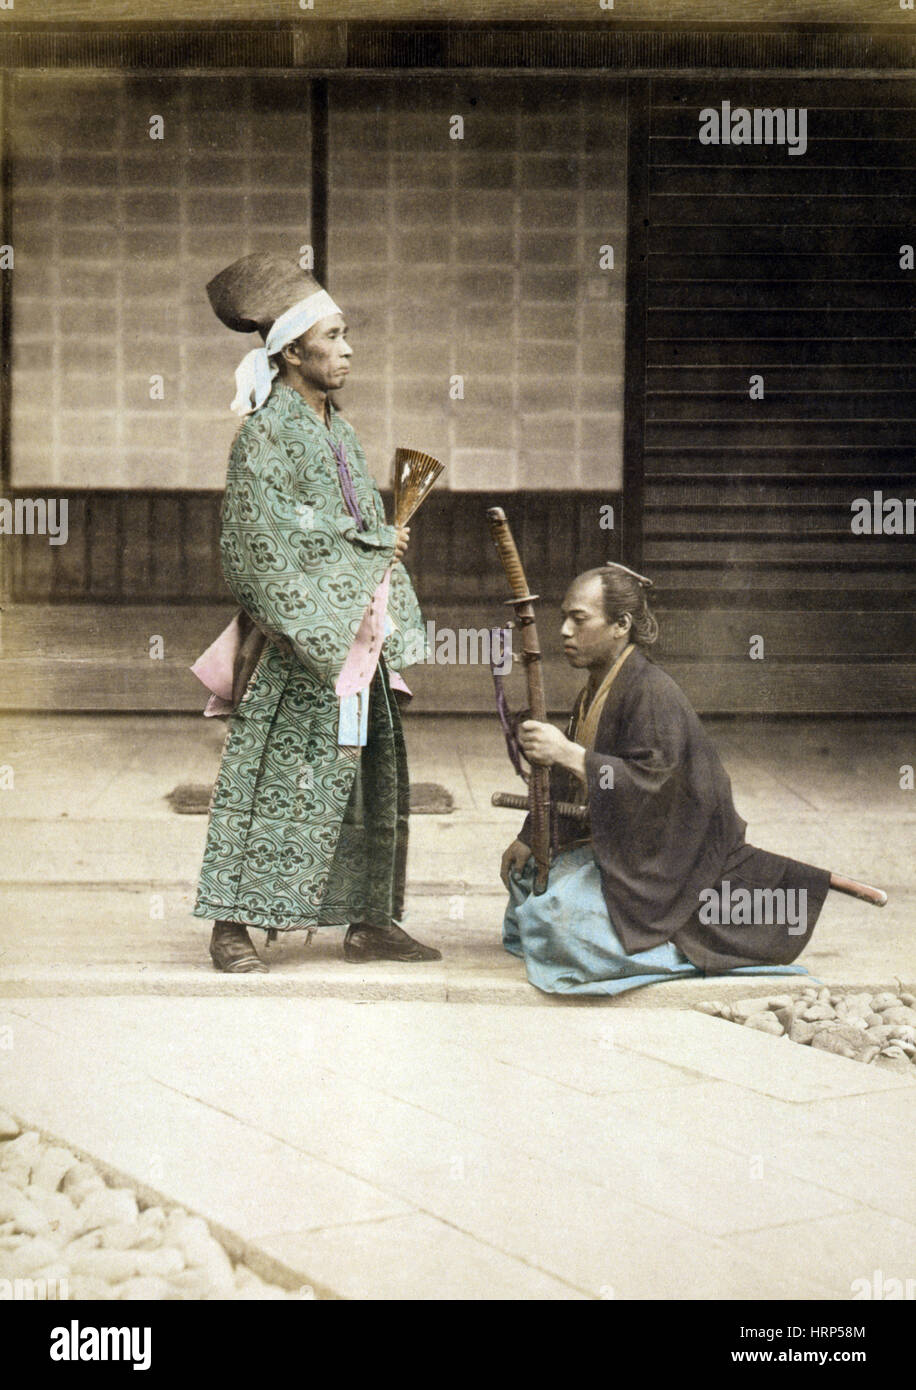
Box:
[2,1161,31,1191]
[31,1147,79,1193]
[802,1004,835,1022]
[8,1235,61,1277]
[66,1177,107,1207]
[134,1247,186,1278]
[117,1276,172,1301]
[744,1012,784,1035]
[28,1262,72,1293]
[880,1006,916,1027]
[0,1131,41,1173]
[27,1189,80,1241]
[76,1186,139,1234]
[168,1215,233,1290]
[201,1247,236,1293]
[63,1231,103,1259]
[731,998,772,1021]
[0,1187,50,1237]
[166,1268,213,1299]
[61,1161,98,1194]
[66,1275,117,1301]
[68,1248,142,1283]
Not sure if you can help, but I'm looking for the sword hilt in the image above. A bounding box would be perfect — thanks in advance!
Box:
[487,507,530,603]
[492,791,589,822]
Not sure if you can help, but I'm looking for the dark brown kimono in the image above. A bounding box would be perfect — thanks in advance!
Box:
[537,645,831,974]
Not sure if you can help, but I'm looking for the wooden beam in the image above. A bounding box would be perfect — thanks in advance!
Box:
[310,77,328,286]
[621,75,650,571]
[13,2,916,23]
[347,29,916,72]
[0,24,913,73]
[0,71,9,608]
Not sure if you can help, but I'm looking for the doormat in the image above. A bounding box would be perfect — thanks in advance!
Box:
[166,784,212,815]
[409,782,454,814]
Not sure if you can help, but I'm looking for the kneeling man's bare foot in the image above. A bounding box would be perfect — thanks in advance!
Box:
[343,922,441,963]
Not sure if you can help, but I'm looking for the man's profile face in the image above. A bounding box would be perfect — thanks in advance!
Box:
[560,573,629,671]
[287,312,353,394]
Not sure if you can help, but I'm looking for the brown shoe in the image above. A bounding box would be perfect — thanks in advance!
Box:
[343,922,441,963]
[209,920,269,973]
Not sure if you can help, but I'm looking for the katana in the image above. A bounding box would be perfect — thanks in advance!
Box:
[488,789,887,909]
[487,507,552,894]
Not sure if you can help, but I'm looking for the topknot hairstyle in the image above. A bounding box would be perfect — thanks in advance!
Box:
[596,562,659,647]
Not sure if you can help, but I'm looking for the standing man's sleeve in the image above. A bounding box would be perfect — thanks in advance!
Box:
[220,413,397,688]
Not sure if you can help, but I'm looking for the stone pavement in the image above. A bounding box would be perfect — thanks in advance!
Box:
[0,711,913,1298]
[1,996,914,1300]
[0,712,912,997]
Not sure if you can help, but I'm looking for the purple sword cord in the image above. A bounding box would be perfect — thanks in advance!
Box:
[490,628,526,781]
[490,627,561,855]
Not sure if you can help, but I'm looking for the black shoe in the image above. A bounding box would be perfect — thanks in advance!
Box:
[209,921,269,974]
[343,922,441,963]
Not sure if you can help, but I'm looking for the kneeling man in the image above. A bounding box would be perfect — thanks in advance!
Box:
[500,564,832,995]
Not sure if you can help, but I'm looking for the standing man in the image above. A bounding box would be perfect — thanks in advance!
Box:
[499,563,834,995]
[193,252,440,972]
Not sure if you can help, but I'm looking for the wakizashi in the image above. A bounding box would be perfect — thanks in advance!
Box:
[698,101,808,156]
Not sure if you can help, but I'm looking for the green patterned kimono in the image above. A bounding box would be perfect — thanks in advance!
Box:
[193,381,425,932]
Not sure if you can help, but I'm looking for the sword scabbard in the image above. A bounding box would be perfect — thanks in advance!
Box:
[487,507,552,894]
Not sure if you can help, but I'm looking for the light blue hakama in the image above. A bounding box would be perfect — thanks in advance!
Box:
[502,844,809,997]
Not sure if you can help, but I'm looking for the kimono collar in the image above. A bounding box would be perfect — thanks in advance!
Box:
[271,380,341,428]
[575,643,636,751]
[271,382,340,431]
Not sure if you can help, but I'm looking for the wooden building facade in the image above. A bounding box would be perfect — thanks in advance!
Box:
[0,18,913,713]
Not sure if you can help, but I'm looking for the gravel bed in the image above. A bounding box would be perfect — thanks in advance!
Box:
[0,1115,311,1300]
[696,986,916,1074]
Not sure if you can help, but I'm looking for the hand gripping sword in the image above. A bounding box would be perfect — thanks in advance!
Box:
[487,507,552,894]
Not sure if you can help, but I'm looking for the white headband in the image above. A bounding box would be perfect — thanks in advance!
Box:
[230,288,342,416]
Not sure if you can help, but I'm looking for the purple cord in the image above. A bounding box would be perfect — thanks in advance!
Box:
[330,440,367,532]
[490,629,525,780]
